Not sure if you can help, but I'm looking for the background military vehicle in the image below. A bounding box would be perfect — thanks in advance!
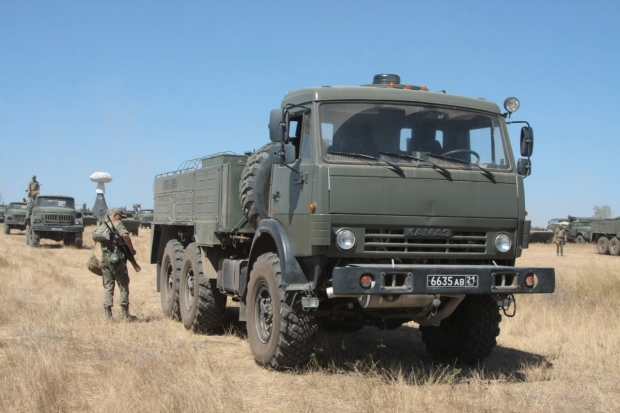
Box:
[76,204,99,226]
[546,217,569,234]
[26,195,84,247]
[566,216,603,244]
[135,208,154,228]
[149,74,555,369]
[527,226,554,243]
[0,194,5,223]
[591,218,620,255]
[3,202,27,234]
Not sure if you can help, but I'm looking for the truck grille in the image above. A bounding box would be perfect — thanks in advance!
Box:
[13,214,26,221]
[365,229,486,254]
[44,214,73,225]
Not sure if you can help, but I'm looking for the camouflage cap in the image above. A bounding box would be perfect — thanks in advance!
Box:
[108,208,128,218]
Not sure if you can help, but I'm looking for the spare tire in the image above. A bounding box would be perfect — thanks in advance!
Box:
[239,144,274,229]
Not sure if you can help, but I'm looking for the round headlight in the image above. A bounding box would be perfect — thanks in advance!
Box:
[494,233,512,253]
[336,229,356,250]
[503,97,520,113]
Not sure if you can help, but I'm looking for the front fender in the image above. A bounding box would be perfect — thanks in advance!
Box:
[246,219,308,295]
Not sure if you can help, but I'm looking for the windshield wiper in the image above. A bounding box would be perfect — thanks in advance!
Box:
[328,151,404,175]
[378,152,452,180]
[427,154,496,183]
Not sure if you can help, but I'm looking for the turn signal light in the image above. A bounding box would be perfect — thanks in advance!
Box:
[524,273,536,288]
[421,85,429,91]
[309,202,316,213]
[360,274,373,289]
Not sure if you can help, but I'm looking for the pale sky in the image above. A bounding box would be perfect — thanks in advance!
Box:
[1,1,619,226]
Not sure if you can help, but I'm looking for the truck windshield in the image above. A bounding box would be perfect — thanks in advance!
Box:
[10,204,27,210]
[319,102,511,170]
[36,198,75,208]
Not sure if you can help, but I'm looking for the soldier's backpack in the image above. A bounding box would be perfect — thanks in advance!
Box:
[92,224,111,242]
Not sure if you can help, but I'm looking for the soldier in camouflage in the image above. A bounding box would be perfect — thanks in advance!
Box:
[25,175,40,220]
[100,207,138,321]
[554,224,568,256]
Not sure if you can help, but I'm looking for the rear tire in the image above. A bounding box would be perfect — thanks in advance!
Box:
[609,237,620,256]
[420,295,501,364]
[246,252,318,368]
[575,235,585,244]
[179,243,226,332]
[597,236,610,255]
[160,239,184,320]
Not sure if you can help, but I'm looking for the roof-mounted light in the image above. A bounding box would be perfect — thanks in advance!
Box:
[503,97,520,113]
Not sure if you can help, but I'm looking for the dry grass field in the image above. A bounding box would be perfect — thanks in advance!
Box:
[1,228,619,413]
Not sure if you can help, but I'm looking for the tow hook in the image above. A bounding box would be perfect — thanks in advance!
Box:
[421,298,442,321]
[497,294,516,317]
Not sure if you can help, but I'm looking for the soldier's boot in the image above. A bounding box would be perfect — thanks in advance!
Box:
[104,306,113,321]
[121,305,137,322]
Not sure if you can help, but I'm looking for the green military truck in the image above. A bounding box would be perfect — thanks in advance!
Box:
[26,195,84,247]
[566,216,602,244]
[0,204,5,223]
[150,74,555,368]
[591,218,620,255]
[4,202,28,234]
[136,208,154,228]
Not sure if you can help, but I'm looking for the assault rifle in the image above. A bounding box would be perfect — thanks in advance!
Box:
[103,216,142,272]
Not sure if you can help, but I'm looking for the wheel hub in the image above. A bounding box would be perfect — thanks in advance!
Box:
[256,284,273,343]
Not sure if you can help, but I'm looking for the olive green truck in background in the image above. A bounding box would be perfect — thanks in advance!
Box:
[591,218,620,255]
[4,202,28,234]
[26,195,84,248]
[150,74,555,369]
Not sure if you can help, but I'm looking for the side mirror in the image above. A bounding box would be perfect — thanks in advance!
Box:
[517,158,531,176]
[269,109,289,143]
[76,212,83,218]
[267,144,296,164]
[520,126,534,157]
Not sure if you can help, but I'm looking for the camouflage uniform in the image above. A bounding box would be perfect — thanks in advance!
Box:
[100,220,132,316]
[554,227,567,256]
[26,176,40,219]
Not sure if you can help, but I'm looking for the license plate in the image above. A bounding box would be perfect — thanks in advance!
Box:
[427,275,478,287]
[52,228,63,231]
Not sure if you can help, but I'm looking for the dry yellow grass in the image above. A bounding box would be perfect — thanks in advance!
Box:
[1,228,619,412]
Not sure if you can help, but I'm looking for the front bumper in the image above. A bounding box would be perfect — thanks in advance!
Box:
[31,224,84,234]
[332,264,555,295]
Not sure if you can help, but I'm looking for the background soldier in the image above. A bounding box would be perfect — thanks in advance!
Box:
[100,207,138,321]
[554,224,568,256]
[25,175,40,219]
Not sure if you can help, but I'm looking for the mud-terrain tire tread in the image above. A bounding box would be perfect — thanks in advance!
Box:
[27,225,40,247]
[597,236,609,255]
[160,239,184,320]
[609,237,620,256]
[246,252,318,369]
[239,143,274,229]
[179,243,226,332]
[420,295,501,364]
[575,235,585,244]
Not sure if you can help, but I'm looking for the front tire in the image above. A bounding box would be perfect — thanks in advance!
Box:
[575,235,585,244]
[27,225,40,247]
[160,239,184,320]
[3,223,9,235]
[179,243,226,332]
[597,236,609,255]
[419,295,501,364]
[246,252,318,369]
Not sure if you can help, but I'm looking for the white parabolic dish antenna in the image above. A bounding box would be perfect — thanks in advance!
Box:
[90,172,113,194]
